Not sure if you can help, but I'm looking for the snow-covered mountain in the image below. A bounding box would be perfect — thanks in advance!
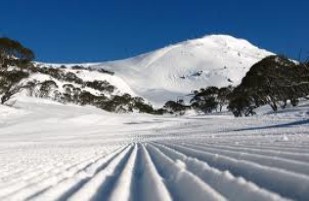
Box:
[4,34,274,109]
[86,34,273,106]
[2,35,309,201]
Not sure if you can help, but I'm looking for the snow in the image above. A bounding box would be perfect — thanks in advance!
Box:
[22,68,136,97]
[92,34,273,106]
[45,34,273,106]
[67,69,137,96]
[1,34,308,200]
[0,97,309,201]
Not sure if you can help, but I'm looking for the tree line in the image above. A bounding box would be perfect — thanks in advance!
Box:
[164,55,309,116]
[0,37,164,114]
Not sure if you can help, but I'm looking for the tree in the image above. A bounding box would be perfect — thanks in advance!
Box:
[164,100,189,115]
[0,70,29,104]
[228,55,309,116]
[0,37,35,67]
[39,80,58,98]
[1,83,32,104]
[190,86,219,113]
[217,86,233,112]
[227,89,256,117]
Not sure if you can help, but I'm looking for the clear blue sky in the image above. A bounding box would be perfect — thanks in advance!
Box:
[1,0,308,62]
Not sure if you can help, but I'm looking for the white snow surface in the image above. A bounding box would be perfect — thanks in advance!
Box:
[2,34,307,201]
[46,35,273,106]
[1,97,309,201]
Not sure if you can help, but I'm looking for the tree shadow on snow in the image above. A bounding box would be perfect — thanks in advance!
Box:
[232,119,309,132]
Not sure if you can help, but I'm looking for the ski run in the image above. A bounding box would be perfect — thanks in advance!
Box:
[0,97,309,201]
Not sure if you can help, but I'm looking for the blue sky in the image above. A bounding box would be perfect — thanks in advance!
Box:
[1,0,308,62]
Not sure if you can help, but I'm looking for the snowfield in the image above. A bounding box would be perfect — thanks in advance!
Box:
[0,97,309,201]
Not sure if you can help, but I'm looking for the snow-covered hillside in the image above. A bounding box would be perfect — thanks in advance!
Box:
[90,35,273,105]
[0,97,308,201]
[45,34,273,106]
[1,34,276,115]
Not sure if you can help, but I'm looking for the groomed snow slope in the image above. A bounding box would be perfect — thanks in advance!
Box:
[1,97,309,201]
[92,35,273,105]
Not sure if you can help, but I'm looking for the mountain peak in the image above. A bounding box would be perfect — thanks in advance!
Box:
[181,34,259,51]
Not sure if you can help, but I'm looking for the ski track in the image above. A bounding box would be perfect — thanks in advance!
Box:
[176,142,309,175]
[150,142,290,201]
[1,110,309,201]
[162,143,309,201]
[146,143,227,201]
